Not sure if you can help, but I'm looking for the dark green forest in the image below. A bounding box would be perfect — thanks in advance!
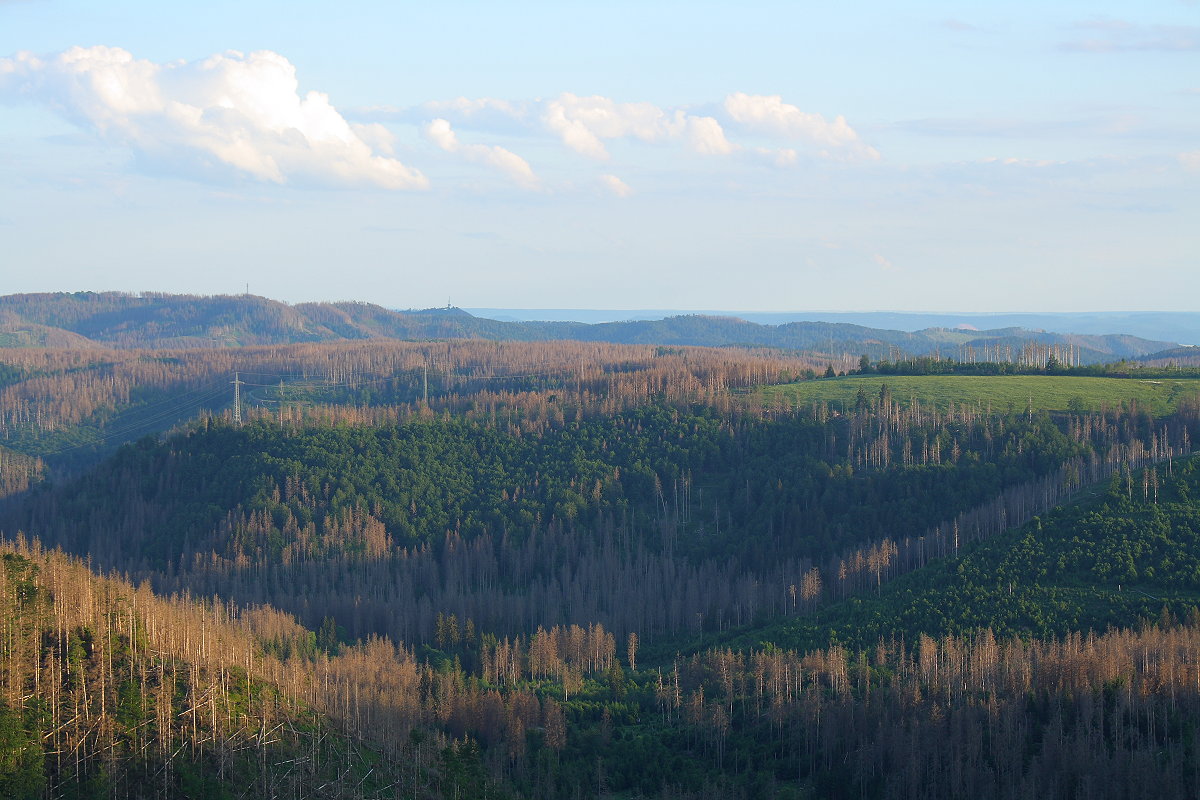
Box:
[6,393,1160,650]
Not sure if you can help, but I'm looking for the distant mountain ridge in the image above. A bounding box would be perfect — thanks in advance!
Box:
[470,308,1200,344]
[0,291,1181,363]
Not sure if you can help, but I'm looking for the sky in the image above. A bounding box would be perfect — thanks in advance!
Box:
[0,0,1197,312]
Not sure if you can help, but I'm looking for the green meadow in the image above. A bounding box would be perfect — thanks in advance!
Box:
[758,374,1200,415]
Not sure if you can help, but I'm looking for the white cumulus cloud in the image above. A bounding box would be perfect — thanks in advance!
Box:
[0,46,428,189]
[599,174,633,197]
[424,118,460,152]
[1179,150,1200,171]
[422,118,539,189]
[542,93,734,159]
[351,91,871,170]
[723,92,879,161]
[684,115,736,155]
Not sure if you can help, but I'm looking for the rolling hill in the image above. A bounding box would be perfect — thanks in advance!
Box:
[0,292,1178,363]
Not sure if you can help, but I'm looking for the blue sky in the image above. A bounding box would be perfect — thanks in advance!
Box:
[1,0,1196,311]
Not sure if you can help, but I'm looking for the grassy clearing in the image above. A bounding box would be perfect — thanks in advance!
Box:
[757,374,1200,415]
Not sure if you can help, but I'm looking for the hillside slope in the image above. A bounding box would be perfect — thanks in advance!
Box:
[711,452,1200,655]
[0,543,417,798]
[567,454,1200,798]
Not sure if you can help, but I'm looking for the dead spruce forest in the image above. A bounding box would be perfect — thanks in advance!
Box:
[2,293,1200,799]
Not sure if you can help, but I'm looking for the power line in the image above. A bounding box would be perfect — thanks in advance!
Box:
[232,366,579,387]
[17,386,230,457]
[232,372,243,427]
[5,364,584,460]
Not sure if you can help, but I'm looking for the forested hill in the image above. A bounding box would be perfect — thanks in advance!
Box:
[719,450,1200,657]
[0,291,1175,362]
[3,397,1200,798]
[6,393,1196,653]
[0,540,527,799]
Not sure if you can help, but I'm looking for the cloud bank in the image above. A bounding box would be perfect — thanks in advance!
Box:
[1,46,879,192]
[360,91,877,166]
[540,93,736,159]
[0,46,428,189]
[723,93,880,161]
[423,118,539,189]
